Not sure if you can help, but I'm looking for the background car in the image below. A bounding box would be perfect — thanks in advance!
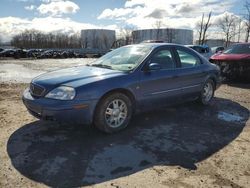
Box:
[211,46,225,54]
[186,45,212,60]
[0,49,16,58]
[23,43,221,133]
[210,43,250,81]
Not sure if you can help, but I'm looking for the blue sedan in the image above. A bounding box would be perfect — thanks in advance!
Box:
[23,43,221,133]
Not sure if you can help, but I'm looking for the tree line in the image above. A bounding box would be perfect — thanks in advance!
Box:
[196,1,250,47]
[10,30,82,49]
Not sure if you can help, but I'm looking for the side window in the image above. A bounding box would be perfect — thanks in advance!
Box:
[151,49,175,70]
[177,49,201,68]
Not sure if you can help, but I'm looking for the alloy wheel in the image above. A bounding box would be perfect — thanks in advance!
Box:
[105,99,128,128]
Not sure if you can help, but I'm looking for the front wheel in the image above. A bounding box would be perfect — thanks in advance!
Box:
[199,79,215,105]
[94,93,132,133]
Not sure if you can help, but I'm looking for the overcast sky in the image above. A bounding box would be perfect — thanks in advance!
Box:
[0,0,248,42]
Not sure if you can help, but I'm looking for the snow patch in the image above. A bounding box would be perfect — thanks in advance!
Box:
[0,64,45,83]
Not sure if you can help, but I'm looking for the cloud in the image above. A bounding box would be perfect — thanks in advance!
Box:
[97,7,138,20]
[37,0,80,16]
[98,0,236,30]
[146,9,168,19]
[0,16,97,42]
[24,5,36,11]
[124,0,146,8]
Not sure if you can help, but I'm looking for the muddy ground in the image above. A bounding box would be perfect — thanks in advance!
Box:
[0,59,250,187]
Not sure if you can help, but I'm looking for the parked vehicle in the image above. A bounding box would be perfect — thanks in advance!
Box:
[14,49,27,58]
[211,46,225,54]
[27,49,44,58]
[0,49,16,58]
[0,48,88,59]
[142,40,165,43]
[186,45,212,60]
[38,50,58,59]
[23,43,221,133]
[210,43,250,81]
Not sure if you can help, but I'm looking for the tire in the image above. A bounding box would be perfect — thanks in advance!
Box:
[199,79,215,105]
[94,93,133,133]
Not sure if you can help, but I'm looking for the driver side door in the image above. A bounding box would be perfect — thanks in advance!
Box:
[138,47,183,109]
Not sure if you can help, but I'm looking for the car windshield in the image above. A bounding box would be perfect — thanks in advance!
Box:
[88,45,152,72]
[223,44,250,54]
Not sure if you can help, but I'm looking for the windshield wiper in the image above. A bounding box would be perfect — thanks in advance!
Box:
[89,63,113,70]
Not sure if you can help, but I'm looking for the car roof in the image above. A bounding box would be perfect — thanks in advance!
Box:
[186,45,208,48]
[127,43,186,49]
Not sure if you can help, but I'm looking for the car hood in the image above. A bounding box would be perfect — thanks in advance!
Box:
[32,66,125,88]
[210,53,250,61]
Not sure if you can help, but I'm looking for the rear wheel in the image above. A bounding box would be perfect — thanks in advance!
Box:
[199,79,215,105]
[94,93,132,133]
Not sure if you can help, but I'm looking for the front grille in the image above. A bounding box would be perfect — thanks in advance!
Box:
[30,83,46,97]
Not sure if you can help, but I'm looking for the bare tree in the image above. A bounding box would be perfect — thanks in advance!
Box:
[217,13,237,47]
[201,12,212,44]
[153,20,164,40]
[120,26,134,45]
[237,17,243,42]
[11,30,81,49]
[196,12,212,45]
[197,13,204,45]
[243,1,250,42]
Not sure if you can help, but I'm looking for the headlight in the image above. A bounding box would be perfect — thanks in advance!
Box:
[45,86,76,100]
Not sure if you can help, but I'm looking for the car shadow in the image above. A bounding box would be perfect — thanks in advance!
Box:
[227,83,250,89]
[223,81,250,89]
[7,98,249,187]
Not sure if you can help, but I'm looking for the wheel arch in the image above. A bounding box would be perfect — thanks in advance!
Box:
[93,88,137,118]
[207,75,217,89]
[204,73,217,89]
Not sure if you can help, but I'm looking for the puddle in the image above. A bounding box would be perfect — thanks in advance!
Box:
[0,64,45,83]
[83,144,156,183]
[217,111,244,123]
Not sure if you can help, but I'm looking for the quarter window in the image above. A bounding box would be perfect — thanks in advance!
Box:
[177,50,201,68]
[150,49,175,70]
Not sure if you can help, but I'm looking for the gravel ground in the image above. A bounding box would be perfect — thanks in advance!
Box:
[0,59,250,188]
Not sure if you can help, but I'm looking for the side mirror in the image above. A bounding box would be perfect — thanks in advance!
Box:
[146,62,161,71]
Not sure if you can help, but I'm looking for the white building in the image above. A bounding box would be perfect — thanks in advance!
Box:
[132,28,193,45]
[81,29,115,51]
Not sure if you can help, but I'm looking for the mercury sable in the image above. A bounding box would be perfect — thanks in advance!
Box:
[23,43,221,133]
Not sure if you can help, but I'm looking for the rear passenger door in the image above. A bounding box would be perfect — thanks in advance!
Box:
[174,47,207,98]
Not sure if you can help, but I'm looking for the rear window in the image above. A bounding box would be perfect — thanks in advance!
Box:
[223,44,250,54]
[177,49,201,68]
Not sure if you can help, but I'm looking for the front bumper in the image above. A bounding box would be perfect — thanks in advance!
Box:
[22,88,98,124]
[211,60,250,81]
